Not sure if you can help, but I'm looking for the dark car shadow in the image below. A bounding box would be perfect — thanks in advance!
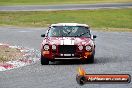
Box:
[94,56,123,65]
[47,56,120,65]
[49,60,82,65]
[48,59,95,65]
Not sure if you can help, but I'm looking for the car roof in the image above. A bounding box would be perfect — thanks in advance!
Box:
[50,23,89,27]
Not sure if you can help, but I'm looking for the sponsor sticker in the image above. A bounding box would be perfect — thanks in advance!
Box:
[76,67,131,85]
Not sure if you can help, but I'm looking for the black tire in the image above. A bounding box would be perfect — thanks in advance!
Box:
[81,55,94,64]
[89,55,94,63]
[41,55,49,65]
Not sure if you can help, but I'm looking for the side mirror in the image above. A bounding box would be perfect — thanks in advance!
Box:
[41,34,45,37]
[93,35,97,38]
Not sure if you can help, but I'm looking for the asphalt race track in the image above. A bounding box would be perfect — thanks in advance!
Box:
[0,27,132,88]
[0,3,132,11]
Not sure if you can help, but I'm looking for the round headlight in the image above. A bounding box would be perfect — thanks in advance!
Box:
[43,44,49,50]
[52,45,56,50]
[78,45,83,50]
[85,45,92,51]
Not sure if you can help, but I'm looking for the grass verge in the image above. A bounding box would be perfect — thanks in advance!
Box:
[0,45,23,63]
[93,28,132,32]
[0,0,131,5]
[0,8,132,31]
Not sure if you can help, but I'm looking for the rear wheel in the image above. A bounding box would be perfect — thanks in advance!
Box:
[41,55,49,65]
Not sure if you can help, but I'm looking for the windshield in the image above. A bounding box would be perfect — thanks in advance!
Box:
[47,26,91,37]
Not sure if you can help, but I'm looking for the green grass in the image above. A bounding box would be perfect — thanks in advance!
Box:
[0,8,132,31]
[0,0,132,5]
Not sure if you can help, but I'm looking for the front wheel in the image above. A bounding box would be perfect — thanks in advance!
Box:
[41,55,49,65]
[89,55,94,63]
[81,54,95,64]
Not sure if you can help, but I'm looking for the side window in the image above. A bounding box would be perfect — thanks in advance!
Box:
[85,27,91,37]
[45,29,49,37]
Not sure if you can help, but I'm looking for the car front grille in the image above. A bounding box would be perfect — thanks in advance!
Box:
[58,45,76,54]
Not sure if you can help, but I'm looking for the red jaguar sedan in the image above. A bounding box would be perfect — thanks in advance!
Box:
[41,23,96,65]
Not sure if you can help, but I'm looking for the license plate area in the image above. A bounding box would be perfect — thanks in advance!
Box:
[60,54,74,56]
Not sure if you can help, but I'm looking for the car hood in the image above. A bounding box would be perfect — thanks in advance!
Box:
[42,37,93,46]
